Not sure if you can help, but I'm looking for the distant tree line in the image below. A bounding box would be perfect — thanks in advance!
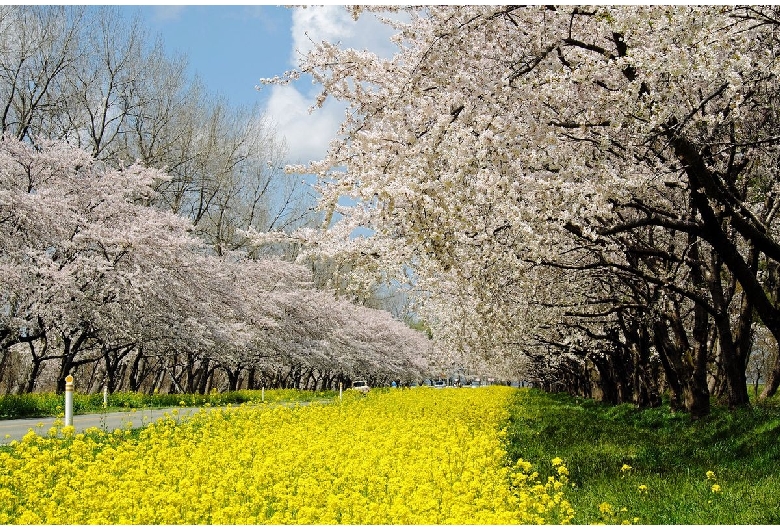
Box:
[0,139,431,394]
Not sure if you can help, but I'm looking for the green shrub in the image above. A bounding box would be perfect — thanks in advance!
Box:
[0,393,63,418]
[0,388,338,420]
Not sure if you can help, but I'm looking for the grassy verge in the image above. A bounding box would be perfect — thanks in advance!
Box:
[0,389,337,420]
[503,388,780,524]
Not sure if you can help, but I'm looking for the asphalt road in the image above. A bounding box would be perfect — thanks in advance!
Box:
[0,400,329,444]
[0,406,222,443]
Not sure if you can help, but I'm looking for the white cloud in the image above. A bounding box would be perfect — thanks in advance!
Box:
[265,84,345,165]
[149,5,186,23]
[290,6,401,67]
[262,6,402,165]
[290,5,356,61]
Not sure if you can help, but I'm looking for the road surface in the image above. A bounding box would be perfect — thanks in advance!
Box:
[0,400,330,443]
[0,406,213,443]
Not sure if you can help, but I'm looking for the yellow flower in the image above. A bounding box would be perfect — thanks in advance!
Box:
[711,484,721,494]
[638,484,648,494]
[551,457,563,467]
[620,464,632,473]
[706,470,716,481]
[0,387,576,525]
[598,502,614,515]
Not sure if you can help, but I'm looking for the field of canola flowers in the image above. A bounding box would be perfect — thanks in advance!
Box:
[0,386,573,524]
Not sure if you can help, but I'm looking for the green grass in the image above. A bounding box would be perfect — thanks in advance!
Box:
[0,389,338,420]
[503,388,780,524]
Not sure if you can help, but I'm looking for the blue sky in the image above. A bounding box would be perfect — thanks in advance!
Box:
[127,6,293,109]
[123,5,400,166]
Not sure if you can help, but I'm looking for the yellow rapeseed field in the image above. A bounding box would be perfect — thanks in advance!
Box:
[0,386,573,524]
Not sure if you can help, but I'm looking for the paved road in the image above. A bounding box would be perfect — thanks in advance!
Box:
[1,405,229,443]
[0,400,329,444]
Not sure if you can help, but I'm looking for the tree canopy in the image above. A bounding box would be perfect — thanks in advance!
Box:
[272,6,780,415]
[0,138,432,393]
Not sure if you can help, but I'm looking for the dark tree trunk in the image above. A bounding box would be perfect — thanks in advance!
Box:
[760,262,780,399]
[653,319,685,412]
[102,343,134,393]
[196,358,212,394]
[226,367,241,392]
[592,355,620,405]
[129,348,145,392]
[688,300,712,419]
[246,367,257,390]
[24,339,48,394]
[56,328,93,393]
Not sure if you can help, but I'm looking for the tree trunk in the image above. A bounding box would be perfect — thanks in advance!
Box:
[592,355,620,405]
[760,362,780,399]
[129,348,145,392]
[23,339,48,394]
[705,241,753,408]
[760,262,780,399]
[150,365,166,394]
[683,298,711,419]
[56,328,92,393]
[713,304,752,408]
[653,319,686,412]
[102,343,134,393]
[196,358,212,394]
[225,366,241,392]
[246,367,257,390]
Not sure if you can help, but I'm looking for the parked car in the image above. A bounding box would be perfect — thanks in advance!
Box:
[433,380,447,389]
[351,380,370,394]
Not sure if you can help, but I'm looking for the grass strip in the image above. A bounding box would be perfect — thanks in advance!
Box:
[0,389,337,419]
[503,388,780,524]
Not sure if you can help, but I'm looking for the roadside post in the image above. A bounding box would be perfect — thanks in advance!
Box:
[64,374,74,427]
[339,381,343,401]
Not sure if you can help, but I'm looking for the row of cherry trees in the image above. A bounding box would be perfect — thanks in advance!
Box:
[270,6,780,416]
[0,139,431,394]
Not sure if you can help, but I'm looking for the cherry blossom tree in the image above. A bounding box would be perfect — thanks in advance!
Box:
[1,138,430,393]
[0,137,196,391]
[269,6,780,414]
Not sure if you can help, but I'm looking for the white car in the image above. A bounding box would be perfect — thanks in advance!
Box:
[351,380,370,394]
